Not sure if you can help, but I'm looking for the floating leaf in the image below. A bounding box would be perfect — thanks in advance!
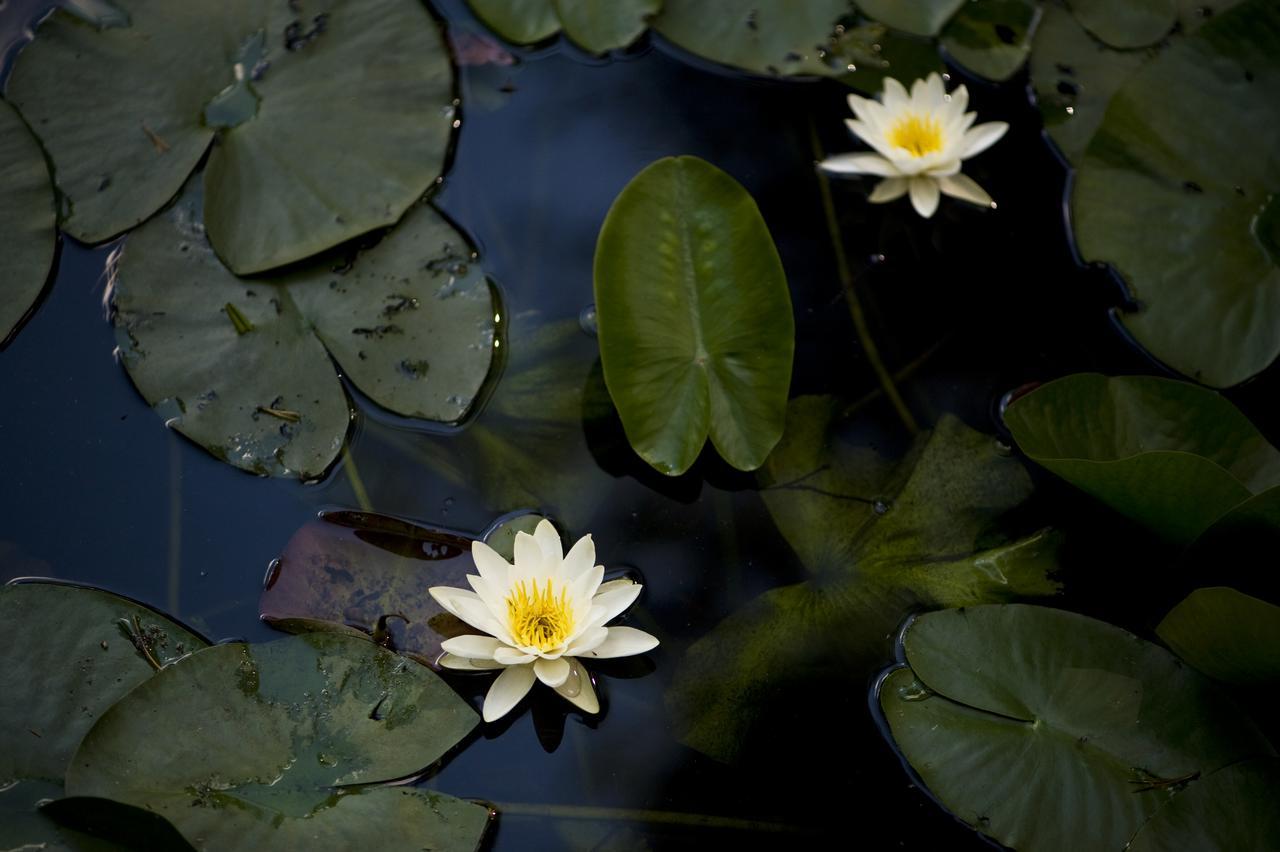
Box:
[857,0,966,36]
[666,399,1062,762]
[0,582,209,850]
[1068,0,1175,48]
[466,0,658,52]
[111,180,495,479]
[1004,374,1280,543]
[467,0,562,44]
[1156,587,1280,685]
[1127,759,1280,851]
[594,156,794,476]
[1072,0,1280,386]
[8,0,456,274]
[941,0,1039,82]
[66,634,489,850]
[879,605,1274,852]
[0,100,56,344]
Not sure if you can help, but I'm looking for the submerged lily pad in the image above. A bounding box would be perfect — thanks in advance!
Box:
[940,0,1039,82]
[111,180,495,479]
[66,633,488,850]
[0,582,209,850]
[7,0,456,274]
[1072,0,1280,386]
[666,399,1062,763]
[594,156,794,476]
[1004,374,1280,543]
[1156,587,1280,685]
[857,0,966,36]
[1127,759,1280,851]
[0,100,57,344]
[879,605,1274,852]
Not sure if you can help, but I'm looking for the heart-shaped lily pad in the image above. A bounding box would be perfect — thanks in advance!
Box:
[857,0,966,36]
[7,0,456,274]
[1156,587,1280,685]
[878,604,1274,852]
[467,0,660,53]
[111,179,496,479]
[1004,374,1280,543]
[940,0,1039,82]
[1127,759,1280,851]
[65,633,489,850]
[666,399,1062,763]
[0,99,56,344]
[594,156,794,476]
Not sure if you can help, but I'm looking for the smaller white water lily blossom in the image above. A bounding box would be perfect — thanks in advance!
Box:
[430,520,659,722]
[819,72,1008,218]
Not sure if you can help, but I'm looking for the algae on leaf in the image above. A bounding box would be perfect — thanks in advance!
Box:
[0,100,57,344]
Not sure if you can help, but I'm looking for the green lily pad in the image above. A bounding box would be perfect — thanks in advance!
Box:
[0,582,209,850]
[465,0,658,52]
[1156,587,1280,685]
[941,0,1040,82]
[1004,374,1280,543]
[112,180,495,479]
[0,99,57,344]
[665,398,1062,763]
[467,0,562,44]
[1072,0,1280,387]
[879,604,1275,852]
[66,633,488,850]
[7,0,456,274]
[1127,759,1280,851]
[594,156,794,476]
[1069,0,1175,48]
[857,0,966,36]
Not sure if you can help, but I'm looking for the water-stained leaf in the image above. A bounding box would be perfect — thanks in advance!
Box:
[0,100,56,344]
[1156,587,1280,685]
[879,605,1274,852]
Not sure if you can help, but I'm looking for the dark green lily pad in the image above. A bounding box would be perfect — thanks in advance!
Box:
[594,156,794,475]
[1004,374,1280,543]
[467,0,562,44]
[1157,587,1280,685]
[941,0,1039,82]
[466,0,658,52]
[0,582,209,850]
[666,398,1062,763]
[1072,0,1280,387]
[66,633,488,850]
[857,0,966,36]
[7,0,455,274]
[0,99,56,344]
[1069,0,1175,48]
[112,181,495,479]
[1127,759,1280,851]
[879,605,1275,852]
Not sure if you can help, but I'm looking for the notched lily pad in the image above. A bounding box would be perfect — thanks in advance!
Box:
[879,604,1274,852]
[0,99,57,344]
[8,0,457,274]
[1156,587,1280,685]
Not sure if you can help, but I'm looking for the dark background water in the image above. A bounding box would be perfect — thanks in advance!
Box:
[3,1,1278,849]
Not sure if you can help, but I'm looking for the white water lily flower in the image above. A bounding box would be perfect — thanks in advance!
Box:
[429,519,659,722]
[819,72,1008,218]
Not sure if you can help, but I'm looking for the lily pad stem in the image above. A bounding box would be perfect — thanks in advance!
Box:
[341,445,373,512]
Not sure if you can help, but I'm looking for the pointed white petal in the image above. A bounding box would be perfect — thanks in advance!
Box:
[470,540,512,590]
[588,581,642,627]
[438,653,504,671]
[561,534,595,581]
[512,531,543,573]
[948,84,969,117]
[494,646,536,666]
[908,177,941,218]
[846,91,877,122]
[819,152,899,177]
[466,573,506,615]
[595,577,637,597]
[868,177,908,203]
[533,518,563,563]
[483,663,536,722]
[924,159,962,177]
[553,658,599,715]
[583,626,660,659]
[571,564,605,616]
[429,585,481,615]
[534,656,571,688]
[961,121,1008,158]
[565,626,608,656]
[938,173,995,208]
[440,634,503,660]
[882,76,909,111]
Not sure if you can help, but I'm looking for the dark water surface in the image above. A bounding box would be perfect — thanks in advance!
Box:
[3,1,1278,849]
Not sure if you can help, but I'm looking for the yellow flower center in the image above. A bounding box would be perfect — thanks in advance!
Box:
[506,579,575,652]
[888,114,943,158]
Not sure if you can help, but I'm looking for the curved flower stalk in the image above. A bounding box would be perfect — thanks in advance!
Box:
[430,520,659,722]
[819,73,1008,218]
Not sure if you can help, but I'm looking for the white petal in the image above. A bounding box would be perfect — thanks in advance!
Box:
[470,540,512,590]
[845,91,877,122]
[449,594,512,643]
[466,573,506,615]
[947,84,969,118]
[533,518,563,563]
[534,656,571,688]
[924,159,962,178]
[561,534,595,581]
[438,653,503,671]
[512,530,543,572]
[571,564,605,611]
[819,152,899,177]
[583,626,659,659]
[595,577,638,597]
[553,658,599,715]
[938,173,995,208]
[494,646,536,666]
[588,580,641,627]
[846,118,901,161]
[881,76,909,111]
[440,634,503,659]
[908,177,941,218]
[868,177,908,203]
[483,663,536,722]
[961,121,1008,158]
[429,585,481,616]
[565,626,608,656]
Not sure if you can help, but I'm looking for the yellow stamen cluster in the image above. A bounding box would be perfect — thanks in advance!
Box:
[506,579,574,652]
[888,114,943,158]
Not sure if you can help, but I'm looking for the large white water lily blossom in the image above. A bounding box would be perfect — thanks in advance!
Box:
[819,72,1008,218]
[430,520,659,722]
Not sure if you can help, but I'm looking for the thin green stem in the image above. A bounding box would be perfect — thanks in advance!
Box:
[342,446,373,512]
[808,120,919,434]
[496,802,818,835]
